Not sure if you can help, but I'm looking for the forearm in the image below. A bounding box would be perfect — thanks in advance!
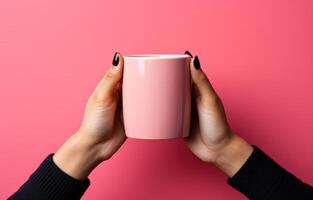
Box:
[53,132,103,180]
[8,153,90,200]
[9,132,103,200]
[213,134,253,177]
[215,134,313,199]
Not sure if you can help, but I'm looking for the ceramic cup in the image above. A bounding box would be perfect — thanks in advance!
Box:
[122,54,191,139]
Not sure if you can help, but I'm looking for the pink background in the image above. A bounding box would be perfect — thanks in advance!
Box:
[0,0,312,199]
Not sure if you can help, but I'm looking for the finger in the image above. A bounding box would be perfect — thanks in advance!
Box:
[185,95,198,140]
[115,82,122,101]
[107,100,126,151]
[92,52,124,104]
[184,51,201,98]
[189,55,219,105]
[184,50,193,58]
[184,123,209,161]
[116,83,124,126]
[192,82,200,99]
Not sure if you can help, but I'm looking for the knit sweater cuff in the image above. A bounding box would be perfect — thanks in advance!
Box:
[227,145,285,199]
[10,154,90,200]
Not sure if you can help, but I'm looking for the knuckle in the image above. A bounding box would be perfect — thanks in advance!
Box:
[199,72,208,82]
[91,91,105,103]
[202,94,221,108]
[91,92,115,108]
[105,67,120,81]
[101,153,112,161]
[105,70,115,80]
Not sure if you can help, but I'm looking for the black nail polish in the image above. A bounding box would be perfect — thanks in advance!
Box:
[184,50,193,57]
[193,56,201,70]
[112,52,119,66]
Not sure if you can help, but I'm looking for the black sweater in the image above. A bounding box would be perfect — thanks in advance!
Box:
[8,146,313,200]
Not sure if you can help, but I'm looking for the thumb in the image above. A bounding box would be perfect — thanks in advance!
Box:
[190,55,218,106]
[92,52,124,104]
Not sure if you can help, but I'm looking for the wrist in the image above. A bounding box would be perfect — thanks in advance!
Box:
[53,133,103,180]
[213,133,253,177]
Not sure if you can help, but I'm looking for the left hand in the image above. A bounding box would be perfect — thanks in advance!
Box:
[53,52,126,180]
[184,52,253,177]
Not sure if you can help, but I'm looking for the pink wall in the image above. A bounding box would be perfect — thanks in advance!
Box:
[1,0,313,199]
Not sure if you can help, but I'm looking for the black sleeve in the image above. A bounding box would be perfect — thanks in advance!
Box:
[8,154,90,200]
[227,146,313,200]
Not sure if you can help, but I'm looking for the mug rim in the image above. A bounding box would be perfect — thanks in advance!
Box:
[123,54,190,60]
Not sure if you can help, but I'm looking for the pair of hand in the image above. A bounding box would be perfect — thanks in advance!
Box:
[53,52,253,181]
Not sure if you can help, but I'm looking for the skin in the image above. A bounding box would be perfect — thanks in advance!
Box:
[53,53,126,180]
[185,56,253,177]
[53,52,253,181]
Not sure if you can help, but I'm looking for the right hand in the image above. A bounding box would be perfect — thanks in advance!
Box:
[53,52,126,180]
[184,52,253,177]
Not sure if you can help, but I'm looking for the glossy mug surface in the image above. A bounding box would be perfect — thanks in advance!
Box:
[122,54,191,139]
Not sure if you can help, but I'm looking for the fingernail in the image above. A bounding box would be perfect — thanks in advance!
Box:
[112,52,119,66]
[193,56,201,70]
[184,50,193,57]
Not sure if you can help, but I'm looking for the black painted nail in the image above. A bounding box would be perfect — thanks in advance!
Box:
[184,50,193,57]
[112,52,119,66]
[193,56,201,70]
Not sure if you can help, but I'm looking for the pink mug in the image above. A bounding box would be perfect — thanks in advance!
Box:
[122,54,191,139]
